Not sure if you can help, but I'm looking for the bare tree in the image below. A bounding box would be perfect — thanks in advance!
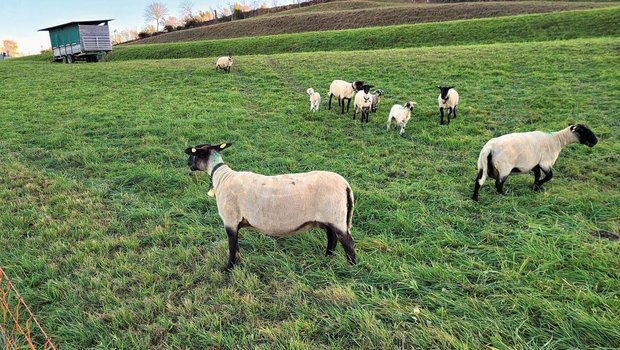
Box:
[179,0,194,21]
[144,2,170,32]
[2,40,18,57]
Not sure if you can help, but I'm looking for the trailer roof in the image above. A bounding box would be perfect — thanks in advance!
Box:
[39,19,113,31]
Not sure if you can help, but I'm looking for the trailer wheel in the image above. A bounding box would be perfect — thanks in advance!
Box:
[62,56,68,64]
[66,55,74,64]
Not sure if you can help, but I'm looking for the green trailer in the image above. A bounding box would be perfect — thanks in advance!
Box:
[39,19,113,63]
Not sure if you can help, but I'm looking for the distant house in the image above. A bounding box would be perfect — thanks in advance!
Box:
[39,19,113,63]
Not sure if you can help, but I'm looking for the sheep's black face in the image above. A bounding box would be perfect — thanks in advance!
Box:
[571,124,598,147]
[438,86,453,101]
[185,145,211,171]
[353,81,365,91]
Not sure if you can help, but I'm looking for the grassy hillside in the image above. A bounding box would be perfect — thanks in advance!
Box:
[128,1,615,45]
[101,7,620,61]
[1,36,618,348]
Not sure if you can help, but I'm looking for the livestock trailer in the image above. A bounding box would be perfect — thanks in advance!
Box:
[39,19,113,63]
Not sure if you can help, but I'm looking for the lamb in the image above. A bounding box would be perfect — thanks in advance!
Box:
[437,86,459,125]
[386,101,417,135]
[472,124,598,201]
[306,88,321,112]
[353,84,374,123]
[328,80,365,114]
[185,143,356,270]
[371,89,384,113]
[215,53,233,73]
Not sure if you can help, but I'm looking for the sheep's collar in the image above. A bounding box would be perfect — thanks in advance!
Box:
[208,162,226,197]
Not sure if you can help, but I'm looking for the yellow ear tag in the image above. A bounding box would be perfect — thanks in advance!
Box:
[191,148,197,153]
[220,143,227,149]
[208,188,215,197]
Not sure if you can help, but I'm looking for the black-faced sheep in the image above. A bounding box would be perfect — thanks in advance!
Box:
[216,53,233,73]
[353,84,374,123]
[306,88,321,112]
[438,86,459,125]
[472,124,598,201]
[328,80,365,114]
[185,143,357,270]
[371,89,384,113]
[387,101,416,135]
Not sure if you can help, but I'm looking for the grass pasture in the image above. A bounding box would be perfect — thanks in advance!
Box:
[1,13,620,350]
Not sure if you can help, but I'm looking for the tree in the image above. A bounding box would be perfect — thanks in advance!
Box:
[144,2,169,32]
[2,40,18,57]
[179,0,194,22]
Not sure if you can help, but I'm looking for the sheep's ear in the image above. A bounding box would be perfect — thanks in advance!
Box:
[570,125,577,132]
[185,147,196,155]
[218,142,233,151]
[437,86,441,89]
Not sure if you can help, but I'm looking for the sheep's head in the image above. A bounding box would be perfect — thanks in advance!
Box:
[185,143,233,171]
[373,89,384,97]
[438,86,453,101]
[353,81,365,91]
[404,101,417,111]
[361,84,374,94]
[306,88,314,95]
[569,124,598,147]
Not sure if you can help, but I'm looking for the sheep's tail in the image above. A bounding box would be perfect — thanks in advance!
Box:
[346,186,354,234]
[476,145,493,186]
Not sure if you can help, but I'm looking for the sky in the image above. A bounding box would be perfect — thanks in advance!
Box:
[0,0,292,56]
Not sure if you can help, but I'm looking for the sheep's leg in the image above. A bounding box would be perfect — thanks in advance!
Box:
[353,108,356,120]
[335,229,356,264]
[532,165,542,191]
[447,107,453,124]
[472,169,484,201]
[536,168,553,189]
[225,226,239,271]
[328,94,333,110]
[453,106,457,119]
[439,107,445,125]
[346,98,352,113]
[325,226,338,256]
[495,176,507,195]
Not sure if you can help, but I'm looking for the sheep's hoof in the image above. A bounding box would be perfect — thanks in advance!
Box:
[224,262,235,272]
[472,195,479,201]
[533,183,543,191]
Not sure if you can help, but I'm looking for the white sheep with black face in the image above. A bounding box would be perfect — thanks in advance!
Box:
[437,86,459,125]
[353,84,374,123]
[306,88,321,112]
[472,124,598,201]
[386,101,416,135]
[371,89,384,113]
[185,143,357,270]
[328,80,365,114]
[215,53,233,73]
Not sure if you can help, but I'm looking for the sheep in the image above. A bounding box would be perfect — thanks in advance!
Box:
[386,101,417,135]
[437,86,459,125]
[353,84,374,123]
[215,53,233,73]
[306,88,321,112]
[471,124,598,201]
[328,80,365,114]
[371,89,384,113]
[185,143,357,270]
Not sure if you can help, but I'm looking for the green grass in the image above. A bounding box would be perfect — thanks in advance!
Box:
[110,6,619,61]
[1,29,619,350]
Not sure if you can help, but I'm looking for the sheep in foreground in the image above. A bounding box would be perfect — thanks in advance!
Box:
[185,143,356,270]
[472,124,598,201]
[386,101,417,135]
[215,54,233,73]
[438,86,459,125]
[371,89,384,113]
[306,88,321,112]
[353,84,374,123]
[328,80,365,114]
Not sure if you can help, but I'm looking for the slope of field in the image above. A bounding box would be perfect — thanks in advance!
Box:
[103,7,620,61]
[1,37,618,349]
[127,1,615,45]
